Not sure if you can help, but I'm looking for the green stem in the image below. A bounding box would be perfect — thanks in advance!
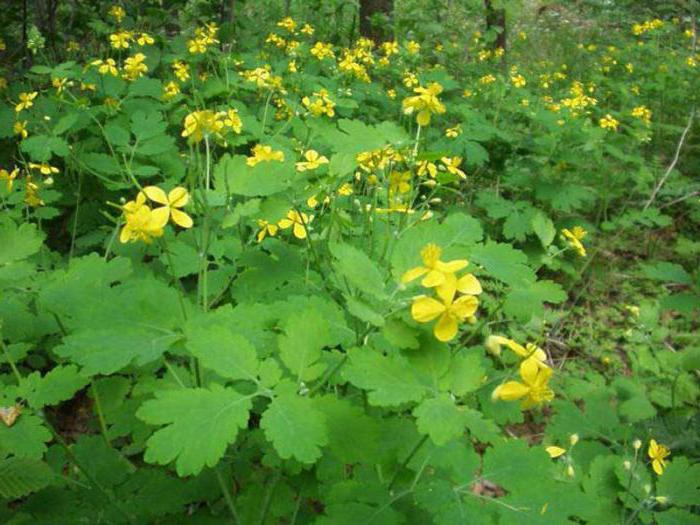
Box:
[46,420,135,523]
[215,467,240,525]
[388,434,429,491]
[1,338,23,386]
[91,381,111,447]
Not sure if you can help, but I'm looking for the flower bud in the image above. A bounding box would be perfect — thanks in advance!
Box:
[570,434,579,446]
[633,439,642,450]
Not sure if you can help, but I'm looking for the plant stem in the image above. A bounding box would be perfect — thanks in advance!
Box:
[0,338,23,386]
[388,434,429,491]
[215,467,240,525]
[90,381,111,447]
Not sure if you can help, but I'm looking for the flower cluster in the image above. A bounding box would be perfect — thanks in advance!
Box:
[181,109,242,143]
[489,335,554,409]
[246,144,285,167]
[402,82,446,126]
[120,186,192,244]
[561,226,587,257]
[188,23,219,54]
[256,210,314,242]
[403,243,482,342]
[302,89,336,118]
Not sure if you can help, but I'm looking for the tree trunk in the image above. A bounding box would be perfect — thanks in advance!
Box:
[484,0,506,52]
[359,0,393,42]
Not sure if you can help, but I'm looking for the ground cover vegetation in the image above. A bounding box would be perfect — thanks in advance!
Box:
[0,0,699,523]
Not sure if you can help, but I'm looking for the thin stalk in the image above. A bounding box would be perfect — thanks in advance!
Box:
[215,467,241,525]
[388,434,429,491]
[90,381,111,447]
[1,338,23,385]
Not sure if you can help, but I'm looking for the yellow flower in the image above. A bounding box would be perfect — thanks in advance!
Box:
[479,74,496,85]
[546,446,567,458]
[511,74,527,88]
[66,40,80,52]
[562,227,587,257]
[441,156,466,179]
[277,16,296,32]
[631,105,652,125]
[247,144,285,166]
[141,186,193,228]
[92,58,119,76]
[29,162,59,175]
[188,38,207,54]
[302,89,335,118]
[492,357,554,409]
[445,125,462,138]
[223,109,243,134]
[123,53,148,80]
[120,193,165,244]
[389,171,411,195]
[172,61,190,82]
[402,83,446,126]
[14,120,28,139]
[406,40,421,54]
[15,91,38,113]
[485,335,547,362]
[24,176,44,207]
[300,23,314,36]
[109,5,125,23]
[181,110,225,143]
[296,150,329,171]
[52,77,68,93]
[648,439,670,475]
[337,183,353,196]
[278,210,313,239]
[310,41,334,60]
[0,167,19,191]
[411,288,479,342]
[256,219,279,242]
[387,88,396,99]
[401,243,481,300]
[137,33,154,46]
[599,114,619,131]
[162,81,180,100]
[417,160,437,178]
[403,72,418,88]
[110,31,132,49]
[382,41,399,56]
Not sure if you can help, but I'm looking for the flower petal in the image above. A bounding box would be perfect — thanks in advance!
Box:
[493,381,530,401]
[519,357,541,386]
[168,187,189,208]
[434,313,458,342]
[546,446,567,458]
[439,259,468,273]
[450,295,479,319]
[149,206,170,229]
[421,270,446,288]
[171,208,193,228]
[411,296,445,323]
[652,459,664,476]
[142,186,169,205]
[457,273,482,295]
[293,223,307,239]
[401,266,428,284]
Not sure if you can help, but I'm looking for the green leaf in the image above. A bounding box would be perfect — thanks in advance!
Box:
[342,347,427,406]
[657,457,700,507]
[0,457,54,499]
[532,212,556,247]
[185,313,259,382]
[214,154,294,196]
[381,319,420,349]
[462,408,501,443]
[137,385,252,476]
[277,309,330,382]
[640,262,692,285]
[0,414,52,459]
[413,394,465,446]
[449,352,485,396]
[330,242,386,300]
[504,279,567,321]
[344,295,385,327]
[20,135,70,161]
[313,396,382,464]
[22,365,89,409]
[260,391,328,463]
[0,217,45,266]
[471,242,535,286]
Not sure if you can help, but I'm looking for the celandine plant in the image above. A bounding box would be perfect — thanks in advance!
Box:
[0,4,698,524]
